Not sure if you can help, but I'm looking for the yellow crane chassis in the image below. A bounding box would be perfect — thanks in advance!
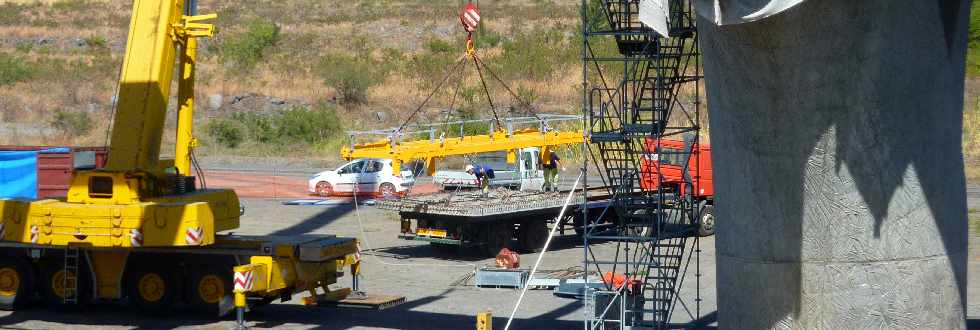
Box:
[0,234,370,317]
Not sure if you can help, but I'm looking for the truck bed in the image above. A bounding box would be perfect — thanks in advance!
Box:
[431,170,522,189]
[379,188,610,223]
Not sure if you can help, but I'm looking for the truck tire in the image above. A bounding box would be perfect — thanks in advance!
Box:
[698,204,715,237]
[184,264,233,315]
[481,223,513,257]
[573,216,585,237]
[125,261,178,315]
[0,254,35,310]
[518,220,548,252]
[39,253,91,310]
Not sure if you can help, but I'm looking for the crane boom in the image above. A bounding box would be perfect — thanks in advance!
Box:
[106,0,183,172]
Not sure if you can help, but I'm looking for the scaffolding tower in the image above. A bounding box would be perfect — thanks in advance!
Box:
[581,0,703,329]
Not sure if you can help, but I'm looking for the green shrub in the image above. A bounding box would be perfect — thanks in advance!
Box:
[231,112,276,143]
[0,54,34,86]
[84,35,107,48]
[516,85,539,108]
[425,38,456,54]
[220,20,280,71]
[276,105,342,144]
[318,54,385,105]
[492,28,573,81]
[206,118,244,148]
[211,103,343,148]
[968,2,980,75]
[475,29,504,49]
[406,51,455,89]
[14,43,32,54]
[52,0,88,11]
[446,121,491,138]
[0,3,28,26]
[50,110,92,136]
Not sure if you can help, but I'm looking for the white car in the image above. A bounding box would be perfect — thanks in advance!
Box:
[308,158,415,197]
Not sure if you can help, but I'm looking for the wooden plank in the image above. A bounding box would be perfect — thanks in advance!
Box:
[321,294,406,310]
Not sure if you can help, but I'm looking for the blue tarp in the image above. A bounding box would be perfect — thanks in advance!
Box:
[40,147,70,154]
[0,151,38,199]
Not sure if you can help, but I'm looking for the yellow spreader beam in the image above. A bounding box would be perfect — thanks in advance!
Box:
[341,128,584,174]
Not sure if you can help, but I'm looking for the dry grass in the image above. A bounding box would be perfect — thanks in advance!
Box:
[3,0,978,179]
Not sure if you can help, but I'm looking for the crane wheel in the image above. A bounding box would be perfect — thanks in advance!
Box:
[518,220,548,253]
[0,255,34,310]
[125,264,178,315]
[39,255,90,310]
[185,265,233,314]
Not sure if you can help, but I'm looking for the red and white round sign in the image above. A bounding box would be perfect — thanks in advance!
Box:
[460,2,481,32]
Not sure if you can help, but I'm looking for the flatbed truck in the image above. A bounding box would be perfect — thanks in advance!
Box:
[386,137,717,256]
[384,188,615,257]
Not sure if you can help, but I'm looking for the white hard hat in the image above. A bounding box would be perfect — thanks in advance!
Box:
[465,164,474,172]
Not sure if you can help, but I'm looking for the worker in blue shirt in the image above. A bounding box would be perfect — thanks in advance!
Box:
[465,164,495,197]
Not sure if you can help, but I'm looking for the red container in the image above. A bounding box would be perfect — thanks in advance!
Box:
[0,146,108,199]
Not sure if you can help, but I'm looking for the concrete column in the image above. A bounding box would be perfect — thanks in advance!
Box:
[697,1,970,328]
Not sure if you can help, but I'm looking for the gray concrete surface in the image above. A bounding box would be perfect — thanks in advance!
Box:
[699,1,971,328]
[0,189,977,329]
[0,195,716,329]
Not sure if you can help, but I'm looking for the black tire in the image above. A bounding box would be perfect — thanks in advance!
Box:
[184,264,234,315]
[315,181,333,197]
[125,262,179,314]
[572,215,586,237]
[698,204,715,237]
[628,209,654,237]
[379,182,397,198]
[518,220,548,252]
[480,223,513,257]
[0,253,35,310]
[38,253,91,310]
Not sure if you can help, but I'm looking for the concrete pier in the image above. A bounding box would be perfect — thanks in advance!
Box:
[697,1,970,328]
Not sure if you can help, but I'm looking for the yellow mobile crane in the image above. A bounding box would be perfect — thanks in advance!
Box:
[0,0,396,323]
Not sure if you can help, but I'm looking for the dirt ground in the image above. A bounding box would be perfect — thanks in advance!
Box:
[0,171,977,329]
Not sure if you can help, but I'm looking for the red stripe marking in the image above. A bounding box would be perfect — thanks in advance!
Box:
[187,229,200,242]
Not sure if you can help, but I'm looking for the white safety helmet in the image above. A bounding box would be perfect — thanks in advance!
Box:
[465,164,475,173]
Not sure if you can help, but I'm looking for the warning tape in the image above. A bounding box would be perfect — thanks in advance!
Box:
[234,270,254,292]
[29,225,38,244]
[185,227,203,246]
[130,229,143,247]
